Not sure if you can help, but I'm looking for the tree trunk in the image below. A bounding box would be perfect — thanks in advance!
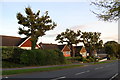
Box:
[31,37,37,50]
[70,44,75,57]
[89,45,93,57]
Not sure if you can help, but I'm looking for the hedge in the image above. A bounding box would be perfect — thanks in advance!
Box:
[20,49,65,66]
[2,47,65,67]
[2,47,27,63]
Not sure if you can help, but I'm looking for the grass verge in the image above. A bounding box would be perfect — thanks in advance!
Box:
[3,64,83,75]
[91,60,115,65]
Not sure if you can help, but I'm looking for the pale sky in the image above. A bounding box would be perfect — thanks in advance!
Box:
[0,0,118,45]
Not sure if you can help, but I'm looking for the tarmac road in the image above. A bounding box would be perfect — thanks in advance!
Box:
[2,60,119,80]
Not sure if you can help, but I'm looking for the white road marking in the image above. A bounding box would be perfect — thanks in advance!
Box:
[109,73,118,80]
[5,77,8,78]
[75,70,90,75]
[51,76,66,80]
[95,67,103,70]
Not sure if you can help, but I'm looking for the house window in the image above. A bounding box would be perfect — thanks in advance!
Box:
[66,51,70,54]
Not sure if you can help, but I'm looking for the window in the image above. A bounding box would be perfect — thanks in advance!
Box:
[66,51,70,54]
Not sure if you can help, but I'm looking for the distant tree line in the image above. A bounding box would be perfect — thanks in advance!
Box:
[104,41,120,58]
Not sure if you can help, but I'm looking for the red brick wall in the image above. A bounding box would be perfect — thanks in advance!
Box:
[20,38,39,47]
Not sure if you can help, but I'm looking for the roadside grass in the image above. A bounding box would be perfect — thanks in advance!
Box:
[3,64,83,75]
[91,60,115,65]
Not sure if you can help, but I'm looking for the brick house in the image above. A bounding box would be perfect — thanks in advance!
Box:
[74,46,87,58]
[1,35,40,50]
[58,45,71,57]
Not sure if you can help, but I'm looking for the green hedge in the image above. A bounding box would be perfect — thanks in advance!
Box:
[2,47,27,63]
[2,61,25,68]
[2,47,65,67]
[65,56,97,63]
[20,49,65,66]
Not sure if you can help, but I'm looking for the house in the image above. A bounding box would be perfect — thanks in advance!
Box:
[39,43,71,57]
[74,46,87,58]
[80,46,87,58]
[58,44,71,57]
[1,35,40,50]
[57,45,88,57]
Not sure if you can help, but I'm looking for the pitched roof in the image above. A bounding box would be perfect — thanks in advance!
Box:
[74,46,87,53]
[61,45,71,52]
[80,47,87,53]
[0,35,26,46]
[39,43,58,50]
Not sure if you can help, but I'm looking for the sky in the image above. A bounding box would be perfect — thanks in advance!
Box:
[0,0,118,45]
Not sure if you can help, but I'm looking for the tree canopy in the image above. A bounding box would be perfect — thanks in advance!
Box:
[16,7,57,50]
[56,29,103,57]
[91,0,120,21]
[81,32,103,56]
[55,29,81,57]
[104,41,119,57]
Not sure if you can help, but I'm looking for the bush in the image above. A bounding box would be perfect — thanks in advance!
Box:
[86,56,96,62]
[2,47,27,63]
[12,47,27,63]
[2,47,65,67]
[20,49,65,66]
[2,61,25,68]
[2,47,14,60]
[65,56,83,63]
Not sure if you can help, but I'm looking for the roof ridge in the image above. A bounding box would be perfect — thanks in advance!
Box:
[0,35,21,38]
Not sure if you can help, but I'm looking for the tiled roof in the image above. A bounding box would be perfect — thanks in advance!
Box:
[58,45,71,52]
[39,43,58,50]
[0,35,27,46]
[58,45,71,51]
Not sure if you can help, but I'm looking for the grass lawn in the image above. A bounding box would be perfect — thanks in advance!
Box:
[3,64,84,75]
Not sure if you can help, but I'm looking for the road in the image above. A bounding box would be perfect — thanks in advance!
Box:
[2,60,119,80]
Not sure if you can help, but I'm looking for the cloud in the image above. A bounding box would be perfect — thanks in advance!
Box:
[70,21,118,43]
[43,33,58,37]
[70,25,90,31]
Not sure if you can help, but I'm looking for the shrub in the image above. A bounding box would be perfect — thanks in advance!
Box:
[20,49,65,66]
[86,56,96,62]
[2,47,26,63]
[82,58,88,63]
[2,47,14,60]
[12,47,26,63]
[2,61,25,68]
[65,56,83,63]
[2,47,65,67]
